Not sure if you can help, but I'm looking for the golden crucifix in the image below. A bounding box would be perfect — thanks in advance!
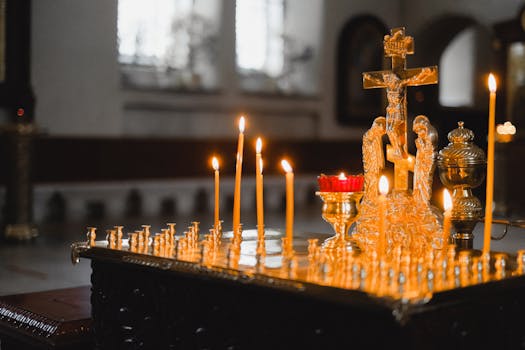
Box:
[363,27,438,190]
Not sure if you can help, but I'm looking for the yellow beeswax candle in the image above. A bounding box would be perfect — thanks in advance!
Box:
[212,157,220,229]
[233,116,245,236]
[443,189,452,247]
[378,175,389,254]
[483,74,497,255]
[281,159,294,253]
[255,138,264,241]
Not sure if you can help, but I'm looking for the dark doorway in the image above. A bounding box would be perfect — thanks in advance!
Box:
[336,15,387,126]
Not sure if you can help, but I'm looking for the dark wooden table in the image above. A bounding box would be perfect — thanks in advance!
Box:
[75,243,525,350]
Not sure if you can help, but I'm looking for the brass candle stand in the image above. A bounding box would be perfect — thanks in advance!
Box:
[316,191,363,255]
[437,122,486,249]
[70,27,525,320]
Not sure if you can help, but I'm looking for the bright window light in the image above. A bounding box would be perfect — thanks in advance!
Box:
[235,0,284,77]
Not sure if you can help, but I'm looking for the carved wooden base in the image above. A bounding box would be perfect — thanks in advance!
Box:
[86,253,525,349]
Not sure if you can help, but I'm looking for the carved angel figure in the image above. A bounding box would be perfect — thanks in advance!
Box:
[413,115,437,203]
[362,116,386,202]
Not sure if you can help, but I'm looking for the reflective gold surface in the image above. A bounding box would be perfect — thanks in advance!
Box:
[357,28,442,252]
[437,122,486,249]
[73,226,525,303]
[362,27,437,191]
[316,191,363,255]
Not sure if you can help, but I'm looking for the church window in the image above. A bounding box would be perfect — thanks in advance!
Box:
[439,27,476,107]
[117,0,221,90]
[235,0,322,95]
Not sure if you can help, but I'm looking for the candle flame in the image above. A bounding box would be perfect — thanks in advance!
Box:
[212,157,219,171]
[379,175,389,196]
[444,189,452,211]
[281,159,293,173]
[259,158,263,174]
[488,73,497,93]
[256,137,262,153]
[338,172,346,180]
[239,116,245,133]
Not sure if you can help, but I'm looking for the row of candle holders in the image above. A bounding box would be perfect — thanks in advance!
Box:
[84,219,525,302]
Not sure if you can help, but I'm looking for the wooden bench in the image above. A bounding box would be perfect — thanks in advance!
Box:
[0,286,92,350]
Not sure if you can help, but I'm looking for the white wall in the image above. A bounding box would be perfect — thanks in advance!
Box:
[30,0,524,139]
[31,0,122,136]
[401,0,523,32]
[30,0,402,140]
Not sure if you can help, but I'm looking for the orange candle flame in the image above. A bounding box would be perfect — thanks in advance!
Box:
[443,189,452,211]
[488,73,497,93]
[379,175,389,195]
[281,159,292,173]
[212,157,219,171]
[239,116,245,133]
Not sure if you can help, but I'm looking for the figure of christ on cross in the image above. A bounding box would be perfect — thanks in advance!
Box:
[362,27,438,190]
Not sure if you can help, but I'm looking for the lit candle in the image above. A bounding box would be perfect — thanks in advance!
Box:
[443,189,452,247]
[318,174,364,192]
[255,138,264,241]
[281,159,294,253]
[232,116,245,236]
[338,172,348,191]
[483,74,497,255]
[212,157,220,229]
[378,176,389,254]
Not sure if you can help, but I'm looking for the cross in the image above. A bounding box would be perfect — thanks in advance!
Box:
[362,27,438,191]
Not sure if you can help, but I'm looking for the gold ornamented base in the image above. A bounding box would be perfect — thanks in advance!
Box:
[321,235,360,252]
[355,190,442,255]
[452,232,475,250]
[321,235,361,263]
[449,188,483,250]
[316,191,363,259]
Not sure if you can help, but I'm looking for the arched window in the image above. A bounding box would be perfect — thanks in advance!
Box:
[235,0,322,95]
[439,27,476,107]
[413,16,491,148]
[336,16,387,126]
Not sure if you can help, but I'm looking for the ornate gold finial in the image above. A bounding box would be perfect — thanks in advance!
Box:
[142,225,151,246]
[107,229,117,249]
[86,227,97,247]
[114,226,123,249]
[161,228,170,247]
[129,232,138,252]
[153,235,160,256]
[384,27,414,58]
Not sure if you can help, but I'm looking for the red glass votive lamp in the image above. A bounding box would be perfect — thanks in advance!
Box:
[318,173,364,192]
